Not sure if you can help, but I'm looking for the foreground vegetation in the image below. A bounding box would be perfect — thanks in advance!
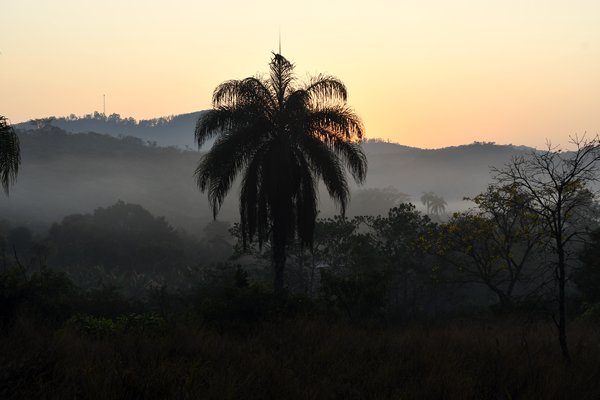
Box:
[2,264,600,399]
[3,313,600,399]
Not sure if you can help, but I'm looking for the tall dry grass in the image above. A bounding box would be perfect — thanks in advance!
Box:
[1,316,599,399]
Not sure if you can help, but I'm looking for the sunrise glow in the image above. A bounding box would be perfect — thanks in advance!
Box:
[2,0,599,148]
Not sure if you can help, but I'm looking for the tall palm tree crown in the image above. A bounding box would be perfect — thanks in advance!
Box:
[0,116,21,195]
[195,53,367,291]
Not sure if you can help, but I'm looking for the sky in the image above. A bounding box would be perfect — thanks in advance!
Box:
[1,0,599,149]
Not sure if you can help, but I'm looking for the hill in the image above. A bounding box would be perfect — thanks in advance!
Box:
[0,127,531,234]
[15,111,207,149]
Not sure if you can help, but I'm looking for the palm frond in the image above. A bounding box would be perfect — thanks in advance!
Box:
[329,139,368,183]
[304,75,348,104]
[298,134,350,215]
[240,145,270,248]
[213,77,275,112]
[195,126,265,217]
[309,105,364,141]
[269,53,296,107]
[0,116,20,195]
[195,106,270,148]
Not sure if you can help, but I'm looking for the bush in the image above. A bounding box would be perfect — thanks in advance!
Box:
[66,313,167,339]
[196,284,311,327]
[578,302,600,323]
[0,266,79,327]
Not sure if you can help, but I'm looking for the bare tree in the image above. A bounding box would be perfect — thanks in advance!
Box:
[493,135,600,364]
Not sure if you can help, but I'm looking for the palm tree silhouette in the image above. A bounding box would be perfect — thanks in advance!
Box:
[429,195,447,216]
[195,53,367,292]
[0,116,20,194]
[420,191,435,214]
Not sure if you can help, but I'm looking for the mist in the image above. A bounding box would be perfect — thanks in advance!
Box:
[2,116,529,233]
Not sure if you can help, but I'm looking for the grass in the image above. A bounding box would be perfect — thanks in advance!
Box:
[1,316,600,399]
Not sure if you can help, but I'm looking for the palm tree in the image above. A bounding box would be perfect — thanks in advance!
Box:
[195,53,367,292]
[429,195,447,216]
[0,116,20,194]
[420,191,435,214]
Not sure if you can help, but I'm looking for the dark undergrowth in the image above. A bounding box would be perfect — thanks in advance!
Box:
[2,266,600,399]
[1,315,600,400]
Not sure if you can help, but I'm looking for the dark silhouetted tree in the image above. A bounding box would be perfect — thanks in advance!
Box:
[0,116,21,194]
[420,192,435,215]
[429,195,447,216]
[493,135,600,364]
[350,186,410,216]
[194,53,367,293]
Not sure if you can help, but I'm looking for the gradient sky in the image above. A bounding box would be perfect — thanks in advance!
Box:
[1,0,599,149]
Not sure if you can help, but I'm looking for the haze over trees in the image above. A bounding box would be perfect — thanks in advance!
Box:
[1,124,531,235]
[2,123,600,396]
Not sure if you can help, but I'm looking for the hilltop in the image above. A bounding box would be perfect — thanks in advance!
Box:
[1,121,531,234]
[15,111,207,149]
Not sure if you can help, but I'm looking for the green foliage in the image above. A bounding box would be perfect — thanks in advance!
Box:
[188,263,310,326]
[66,313,167,339]
[575,228,600,304]
[44,201,224,294]
[0,264,140,328]
[320,262,388,320]
[315,205,437,321]
[578,302,600,323]
[432,184,548,309]
[66,314,118,339]
[47,201,185,274]
[0,266,79,327]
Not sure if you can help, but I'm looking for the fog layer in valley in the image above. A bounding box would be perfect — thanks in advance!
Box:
[3,113,530,234]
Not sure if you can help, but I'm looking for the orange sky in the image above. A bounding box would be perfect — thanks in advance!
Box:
[1,0,599,149]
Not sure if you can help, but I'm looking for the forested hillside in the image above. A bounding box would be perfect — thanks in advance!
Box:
[0,126,529,233]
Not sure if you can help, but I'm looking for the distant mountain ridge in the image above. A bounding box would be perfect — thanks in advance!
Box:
[1,124,533,233]
[15,111,207,149]
[15,111,533,155]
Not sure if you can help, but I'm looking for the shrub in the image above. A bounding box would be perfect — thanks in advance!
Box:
[66,313,167,339]
[578,302,600,323]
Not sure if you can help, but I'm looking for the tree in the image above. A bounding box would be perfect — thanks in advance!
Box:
[420,192,435,215]
[429,195,447,216]
[349,186,410,216]
[46,201,189,293]
[469,185,547,306]
[493,135,600,363]
[433,190,546,310]
[194,53,367,293]
[0,116,21,194]
[575,227,600,304]
[369,204,436,317]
